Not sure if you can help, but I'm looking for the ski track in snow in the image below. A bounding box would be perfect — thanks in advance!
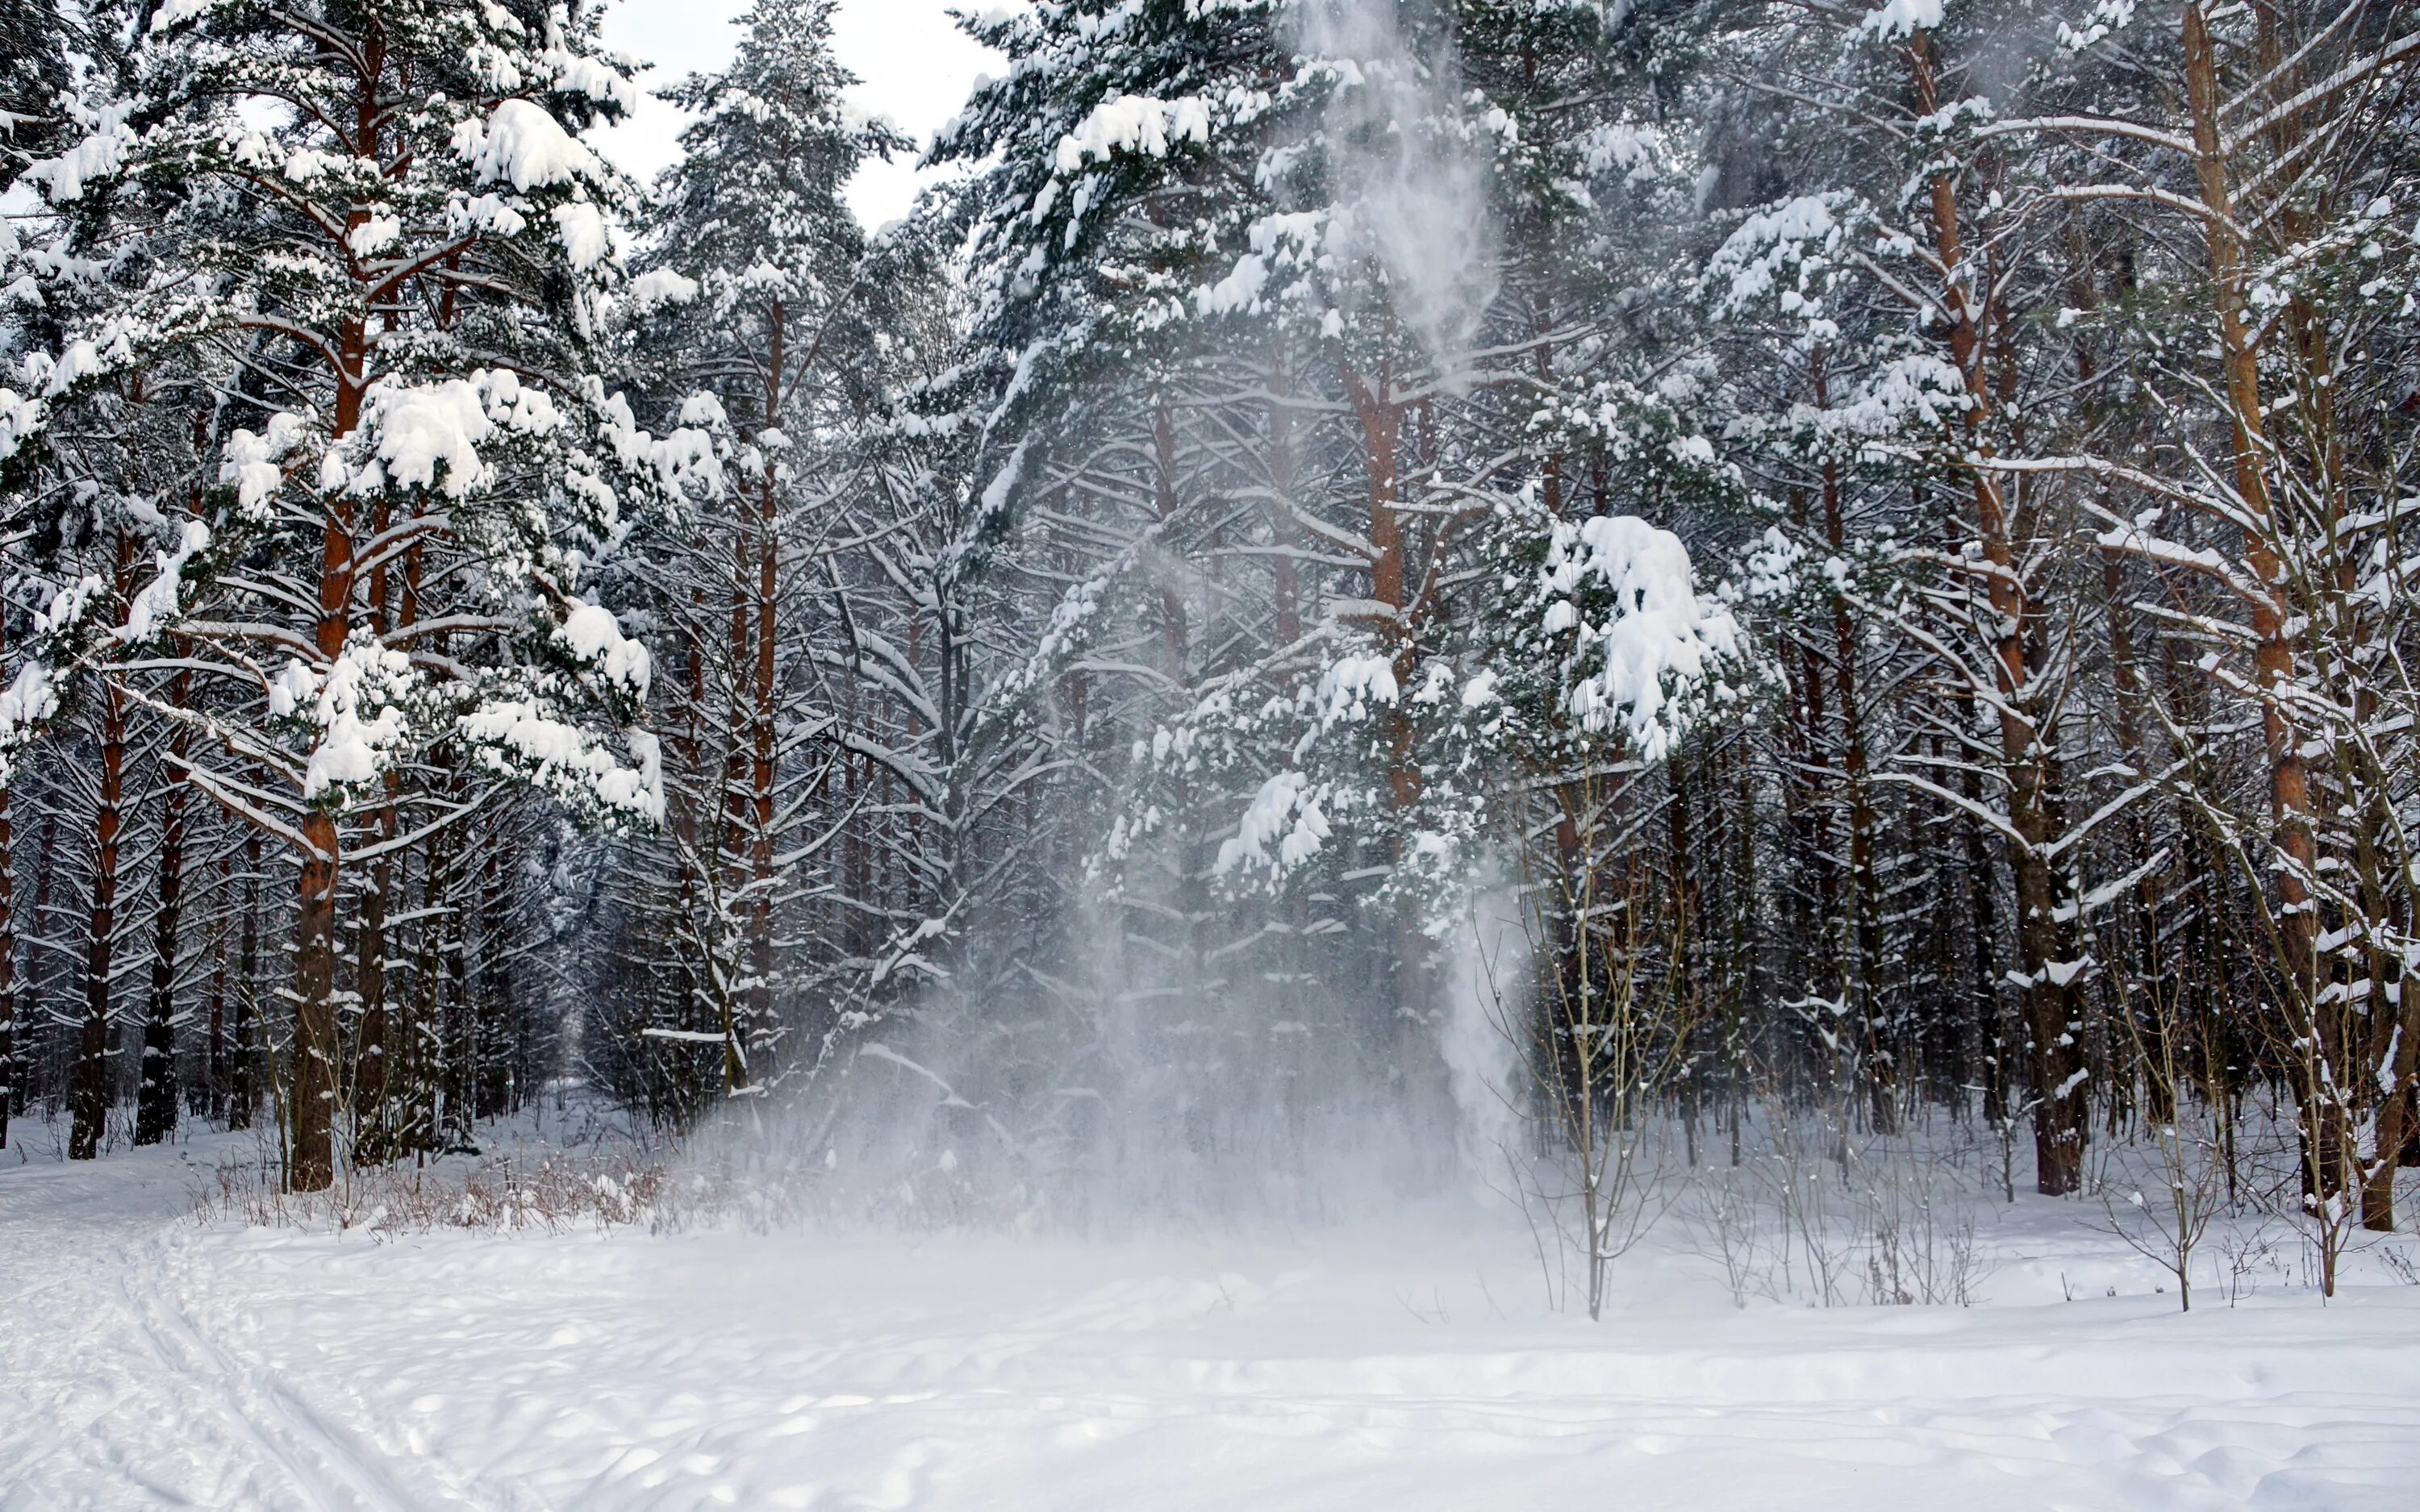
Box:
[4,1133,2418,1510]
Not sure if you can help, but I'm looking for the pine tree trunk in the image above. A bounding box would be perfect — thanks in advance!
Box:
[394,849,433,1156]
[442,816,473,1149]
[1266,369,1301,644]
[724,494,754,1092]
[285,44,386,1193]
[134,672,192,1146]
[1907,28,2083,1193]
[475,840,511,1120]
[290,809,340,1189]
[2366,983,2420,1228]
[352,806,392,1164]
[1783,487,1844,1102]
[228,828,260,1131]
[0,602,14,1150]
[0,773,14,1152]
[1813,359,1891,1132]
[2180,1,2337,1203]
[202,849,227,1121]
[23,814,53,1137]
[1340,355,1415,808]
[1670,750,1704,1120]
[674,605,717,1106]
[1959,689,2005,1131]
[353,493,396,1164]
[1341,349,1429,1031]
[749,475,778,1065]
[1152,398,1190,679]
[69,614,132,1161]
[287,498,354,1189]
[419,777,464,1153]
[747,303,784,1070]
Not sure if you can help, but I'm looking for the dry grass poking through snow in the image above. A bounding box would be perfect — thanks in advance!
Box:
[182,1112,824,1239]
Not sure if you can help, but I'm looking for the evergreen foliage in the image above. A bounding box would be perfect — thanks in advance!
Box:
[0,0,2414,1273]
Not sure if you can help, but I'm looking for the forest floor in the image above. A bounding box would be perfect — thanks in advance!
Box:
[4,1114,2419,1510]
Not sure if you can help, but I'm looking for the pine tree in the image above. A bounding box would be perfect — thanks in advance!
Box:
[617,0,905,1102]
[0,0,76,198]
[10,0,714,1185]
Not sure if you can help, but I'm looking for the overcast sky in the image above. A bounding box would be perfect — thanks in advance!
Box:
[594,0,1003,230]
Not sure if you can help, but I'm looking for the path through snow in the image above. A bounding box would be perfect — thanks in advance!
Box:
[4,1131,2418,1510]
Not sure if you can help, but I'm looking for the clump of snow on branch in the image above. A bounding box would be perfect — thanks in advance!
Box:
[115,520,213,644]
[31,575,102,638]
[1319,653,1400,724]
[549,47,643,114]
[1538,515,1738,760]
[461,701,665,824]
[1216,770,1333,878]
[551,202,612,272]
[2057,0,2137,52]
[268,640,418,801]
[1196,212,1328,317]
[455,98,607,193]
[1053,94,1212,173]
[0,664,61,785]
[219,413,307,515]
[626,269,700,311]
[1706,194,1857,321]
[145,0,232,32]
[19,102,137,202]
[1859,0,1946,40]
[326,371,564,501]
[557,602,651,698]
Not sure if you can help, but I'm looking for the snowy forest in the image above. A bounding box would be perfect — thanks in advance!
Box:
[2,0,2418,1318]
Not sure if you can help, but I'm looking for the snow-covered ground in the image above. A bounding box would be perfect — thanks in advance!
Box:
[5,1119,2418,1511]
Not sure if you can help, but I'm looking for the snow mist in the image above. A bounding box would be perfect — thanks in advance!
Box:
[1292,0,1501,364]
[1442,884,1532,1200]
[691,0,1524,1236]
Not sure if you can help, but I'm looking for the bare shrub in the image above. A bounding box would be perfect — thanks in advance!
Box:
[189,1143,674,1236]
[1483,864,1695,1320]
[2376,1242,2419,1287]
[1683,1103,1987,1308]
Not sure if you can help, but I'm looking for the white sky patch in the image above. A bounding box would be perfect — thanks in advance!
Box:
[594,0,1005,230]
